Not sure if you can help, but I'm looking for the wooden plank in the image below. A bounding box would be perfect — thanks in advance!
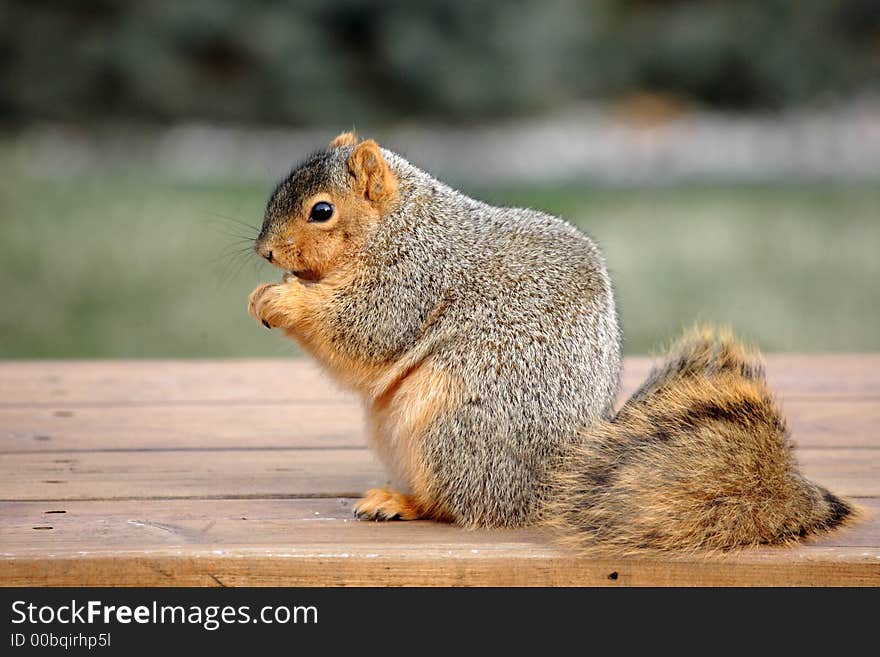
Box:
[1,356,877,587]
[620,353,880,397]
[1,498,878,586]
[3,550,879,586]
[2,498,877,554]
[2,355,878,407]
[1,397,876,453]
[0,449,388,500]
[780,398,880,448]
[0,403,363,452]
[795,449,880,497]
[0,447,876,501]
[0,359,345,406]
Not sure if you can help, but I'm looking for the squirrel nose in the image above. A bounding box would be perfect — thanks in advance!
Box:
[255,241,274,262]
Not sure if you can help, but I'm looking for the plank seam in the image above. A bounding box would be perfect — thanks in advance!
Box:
[1,394,877,409]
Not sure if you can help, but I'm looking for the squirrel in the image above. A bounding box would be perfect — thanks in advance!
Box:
[247,131,856,554]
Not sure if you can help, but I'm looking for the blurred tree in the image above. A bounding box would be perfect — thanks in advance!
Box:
[0,0,877,125]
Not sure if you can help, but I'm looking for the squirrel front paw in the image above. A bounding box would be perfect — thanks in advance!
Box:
[354,488,423,521]
[248,283,283,329]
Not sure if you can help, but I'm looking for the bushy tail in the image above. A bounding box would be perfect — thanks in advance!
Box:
[544,326,856,554]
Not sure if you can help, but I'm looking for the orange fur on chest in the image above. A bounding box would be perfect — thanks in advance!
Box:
[367,363,458,482]
[291,316,457,520]
[290,306,457,501]
[283,323,389,395]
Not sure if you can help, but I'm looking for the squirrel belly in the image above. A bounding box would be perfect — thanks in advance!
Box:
[249,131,856,553]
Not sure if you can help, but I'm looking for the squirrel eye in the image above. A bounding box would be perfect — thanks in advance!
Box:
[308,201,334,223]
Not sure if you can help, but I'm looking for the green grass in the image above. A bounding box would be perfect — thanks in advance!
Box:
[1,168,878,358]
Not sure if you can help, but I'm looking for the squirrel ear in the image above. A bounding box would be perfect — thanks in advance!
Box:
[329,131,358,149]
[347,140,397,205]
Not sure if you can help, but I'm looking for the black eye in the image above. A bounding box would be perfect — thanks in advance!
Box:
[308,201,334,223]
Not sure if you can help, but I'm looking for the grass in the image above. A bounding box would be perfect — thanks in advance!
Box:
[1,166,878,358]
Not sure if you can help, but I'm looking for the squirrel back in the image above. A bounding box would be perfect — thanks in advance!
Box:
[249,132,855,553]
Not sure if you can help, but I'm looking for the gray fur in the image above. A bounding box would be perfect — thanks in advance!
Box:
[265,146,622,527]
[258,144,855,550]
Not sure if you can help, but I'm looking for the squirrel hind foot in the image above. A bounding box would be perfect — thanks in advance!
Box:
[353,488,423,521]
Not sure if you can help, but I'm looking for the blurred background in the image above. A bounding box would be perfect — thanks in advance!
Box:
[1,0,878,358]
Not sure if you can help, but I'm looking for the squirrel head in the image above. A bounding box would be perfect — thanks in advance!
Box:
[254,131,399,281]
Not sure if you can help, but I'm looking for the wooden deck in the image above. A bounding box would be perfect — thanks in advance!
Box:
[1,356,878,586]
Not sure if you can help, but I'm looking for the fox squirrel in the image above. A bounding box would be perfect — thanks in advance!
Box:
[248,131,855,554]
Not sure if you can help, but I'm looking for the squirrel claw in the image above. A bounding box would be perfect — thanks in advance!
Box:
[353,488,421,521]
[353,508,401,521]
[248,283,280,329]
[353,508,400,522]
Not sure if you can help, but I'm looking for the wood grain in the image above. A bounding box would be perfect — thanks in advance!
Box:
[0,449,388,500]
[620,353,880,397]
[0,356,878,586]
[1,354,878,407]
[2,498,877,554]
[1,498,878,586]
[0,397,875,453]
[3,550,878,587]
[0,359,345,406]
[0,447,876,501]
[0,403,364,452]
